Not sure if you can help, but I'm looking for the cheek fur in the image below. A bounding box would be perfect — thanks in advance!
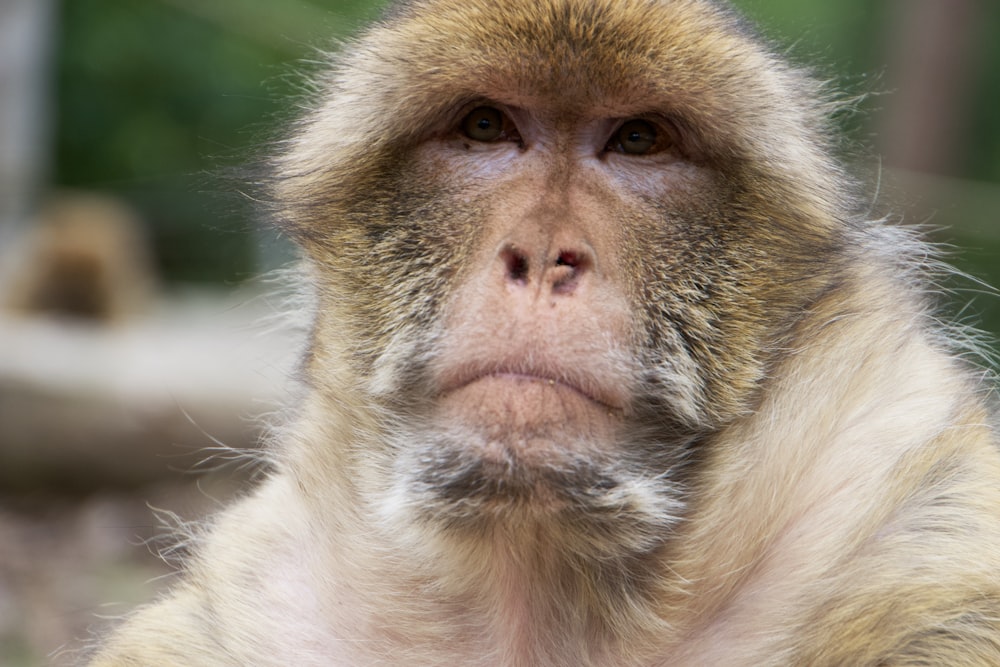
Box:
[346,187,488,398]
[620,186,845,428]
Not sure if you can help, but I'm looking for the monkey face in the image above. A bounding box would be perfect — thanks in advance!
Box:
[276,0,848,546]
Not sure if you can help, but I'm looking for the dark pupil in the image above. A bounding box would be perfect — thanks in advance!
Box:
[618,120,656,154]
[463,106,504,141]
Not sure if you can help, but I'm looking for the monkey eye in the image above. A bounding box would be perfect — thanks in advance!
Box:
[608,119,668,156]
[460,106,518,143]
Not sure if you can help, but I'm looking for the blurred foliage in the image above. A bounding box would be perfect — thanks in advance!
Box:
[54,0,382,283]
[961,4,1000,183]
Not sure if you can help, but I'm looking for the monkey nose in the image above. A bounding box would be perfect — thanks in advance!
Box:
[498,242,592,295]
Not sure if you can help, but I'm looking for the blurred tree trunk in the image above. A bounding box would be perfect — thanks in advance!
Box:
[879,0,981,176]
[0,0,54,236]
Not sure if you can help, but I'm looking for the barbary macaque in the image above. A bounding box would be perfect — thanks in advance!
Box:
[90,0,1000,664]
[4,192,155,322]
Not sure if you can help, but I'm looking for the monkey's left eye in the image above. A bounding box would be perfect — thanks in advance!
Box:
[607,119,670,156]
[460,106,516,143]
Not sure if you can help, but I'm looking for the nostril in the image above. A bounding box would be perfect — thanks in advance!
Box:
[556,251,582,268]
[554,249,592,275]
[550,248,592,294]
[501,245,530,283]
[498,244,593,291]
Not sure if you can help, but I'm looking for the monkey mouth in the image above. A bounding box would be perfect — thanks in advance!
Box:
[437,362,629,413]
[431,365,626,464]
[449,371,618,410]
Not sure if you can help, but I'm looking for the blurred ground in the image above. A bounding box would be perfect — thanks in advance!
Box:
[0,475,246,666]
[0,270,297,666]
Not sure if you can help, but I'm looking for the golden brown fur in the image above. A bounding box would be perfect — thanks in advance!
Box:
[90,0,1000,665]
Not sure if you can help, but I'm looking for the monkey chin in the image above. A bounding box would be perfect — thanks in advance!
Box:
[377,372,685,555]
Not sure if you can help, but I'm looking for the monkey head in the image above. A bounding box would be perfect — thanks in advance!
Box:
[274,0,853,554]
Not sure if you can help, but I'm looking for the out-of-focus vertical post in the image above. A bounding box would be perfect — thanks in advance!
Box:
[0,0,55,244]
[879,0,981,176]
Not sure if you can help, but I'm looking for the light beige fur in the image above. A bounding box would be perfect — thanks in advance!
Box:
[90,0,1000,665]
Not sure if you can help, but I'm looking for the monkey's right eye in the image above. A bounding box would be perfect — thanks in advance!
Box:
[460,106,509,142]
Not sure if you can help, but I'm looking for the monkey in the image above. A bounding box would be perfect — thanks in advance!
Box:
[88,0,1000,665]
[3,192,156,323]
